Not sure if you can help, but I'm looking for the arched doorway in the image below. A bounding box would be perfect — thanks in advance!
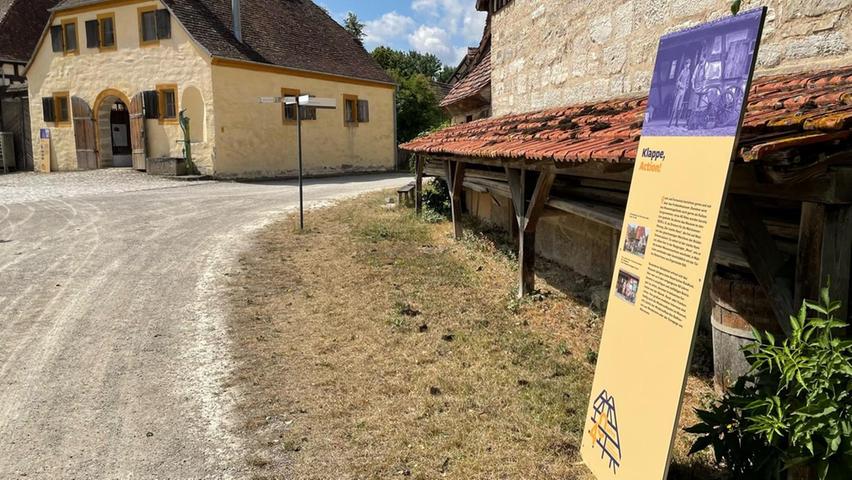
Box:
[93,89,145,169]
[109,101,132,167]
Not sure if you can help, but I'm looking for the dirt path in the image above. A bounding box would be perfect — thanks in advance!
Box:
[0,173,409,478]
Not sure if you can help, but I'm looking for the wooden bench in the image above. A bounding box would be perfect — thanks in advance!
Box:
[398,182,415,206]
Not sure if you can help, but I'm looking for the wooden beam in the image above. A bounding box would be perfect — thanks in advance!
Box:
[796,203,825,307]
[727,196,794,335]
[524,171,556,233]
[797,203,852,320]
[415,154,424,216]
[504,167,555,297]
[446,160,466,240]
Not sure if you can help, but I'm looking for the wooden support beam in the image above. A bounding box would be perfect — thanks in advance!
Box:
[504,167,555,297]
[415,155,424,216]
[524,171,556,233]
[445,160,466,240]
[796,203,852,321]
[727,196,794,335]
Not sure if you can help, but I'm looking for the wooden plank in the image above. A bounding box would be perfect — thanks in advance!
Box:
[504,167,525,229]
[415,155,424,216]
[524,171,556,233]
[796,203,826,307]
[546,198,624,230]
[447,160,466,240]
[821,205,852,321]
[727,196,794,335]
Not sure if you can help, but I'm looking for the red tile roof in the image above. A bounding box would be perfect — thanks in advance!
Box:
[441,50,491,108]
[402,68,852,164]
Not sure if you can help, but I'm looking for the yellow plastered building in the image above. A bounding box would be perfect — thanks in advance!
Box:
[26,0,397,178]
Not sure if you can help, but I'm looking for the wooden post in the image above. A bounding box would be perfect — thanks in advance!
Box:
[415,154,424,216]
[445,160,466,240]
[796,202,852,322]
[728,196,794,335]
[505,167,555,297]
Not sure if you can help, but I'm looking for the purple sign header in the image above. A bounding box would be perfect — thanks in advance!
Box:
[642,8,765,137]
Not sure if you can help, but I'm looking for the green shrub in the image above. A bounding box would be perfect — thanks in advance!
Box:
[687,287,852,480]
[423,179,451,218]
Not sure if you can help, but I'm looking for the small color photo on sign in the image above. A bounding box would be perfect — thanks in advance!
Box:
[623,224,650,258]
[615,270,640,305]
[642,8,764,137]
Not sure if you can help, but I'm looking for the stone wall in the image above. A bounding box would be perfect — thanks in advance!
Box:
[490,0,851,115]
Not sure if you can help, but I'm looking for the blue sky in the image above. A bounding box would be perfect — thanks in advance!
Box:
[317,0,487,67]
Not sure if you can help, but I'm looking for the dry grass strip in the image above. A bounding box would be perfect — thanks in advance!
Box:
[225,191,722,479]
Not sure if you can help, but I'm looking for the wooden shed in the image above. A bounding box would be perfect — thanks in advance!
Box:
[402,66,852,386]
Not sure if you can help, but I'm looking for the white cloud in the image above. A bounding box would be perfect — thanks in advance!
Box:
[364,12,416,47]
[410,0,486,41]
[408,25,452,60]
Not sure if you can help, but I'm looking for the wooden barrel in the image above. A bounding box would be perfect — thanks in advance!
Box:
[710,268,782,392]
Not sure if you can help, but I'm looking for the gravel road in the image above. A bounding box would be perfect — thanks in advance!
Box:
[0,170,410,478]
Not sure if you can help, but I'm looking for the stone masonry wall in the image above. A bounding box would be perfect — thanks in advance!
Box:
[491,0,851,115]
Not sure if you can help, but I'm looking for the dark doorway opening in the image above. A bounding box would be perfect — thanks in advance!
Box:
[110,101,132,167]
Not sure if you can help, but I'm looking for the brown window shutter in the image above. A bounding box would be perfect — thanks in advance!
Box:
[42,97,56,122]
[156,9,171,39]
[143,90,159,119]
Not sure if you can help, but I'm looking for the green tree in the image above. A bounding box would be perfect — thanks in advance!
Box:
[343,12,365,46]
[392,71,446,143]
[371,47,445,80]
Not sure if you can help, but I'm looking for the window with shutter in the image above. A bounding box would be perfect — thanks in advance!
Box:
[156,84,178,123]
[343,94,359,126]
[143,90,159,119]
[139,7,158,45]
[281,88,299,123]
[61,19,78,54]
[300,107,317,121]
[98,13,116,49]
[156,9,171,39]
[357,100,370,123]
[50,25,64,52]
[42,97,56,122]
[85,20,100,49]
[52,92,71,126]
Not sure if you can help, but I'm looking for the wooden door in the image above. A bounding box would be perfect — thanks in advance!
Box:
[72,97,97,170]
[129,93,146,170]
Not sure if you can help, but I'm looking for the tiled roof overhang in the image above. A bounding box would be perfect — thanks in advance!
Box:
[402,68,852,165]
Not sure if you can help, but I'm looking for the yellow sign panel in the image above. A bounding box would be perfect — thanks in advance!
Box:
[581,9,766,479]
[36,128,51,173]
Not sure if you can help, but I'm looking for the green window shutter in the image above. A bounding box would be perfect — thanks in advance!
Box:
[156,9,171,39]
[85,20,100,49]
[42,97,56,122]
[50,25,64,52]
[143,90,159,119]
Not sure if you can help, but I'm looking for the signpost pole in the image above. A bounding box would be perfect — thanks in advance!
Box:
[296,95,304,230]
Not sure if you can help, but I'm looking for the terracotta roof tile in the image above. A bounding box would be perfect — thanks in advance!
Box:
[440,49,491,107]
[402,67,852,164]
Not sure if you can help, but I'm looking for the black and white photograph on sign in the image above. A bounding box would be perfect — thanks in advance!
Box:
[615,270,640,305]
[623,224,650,258]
